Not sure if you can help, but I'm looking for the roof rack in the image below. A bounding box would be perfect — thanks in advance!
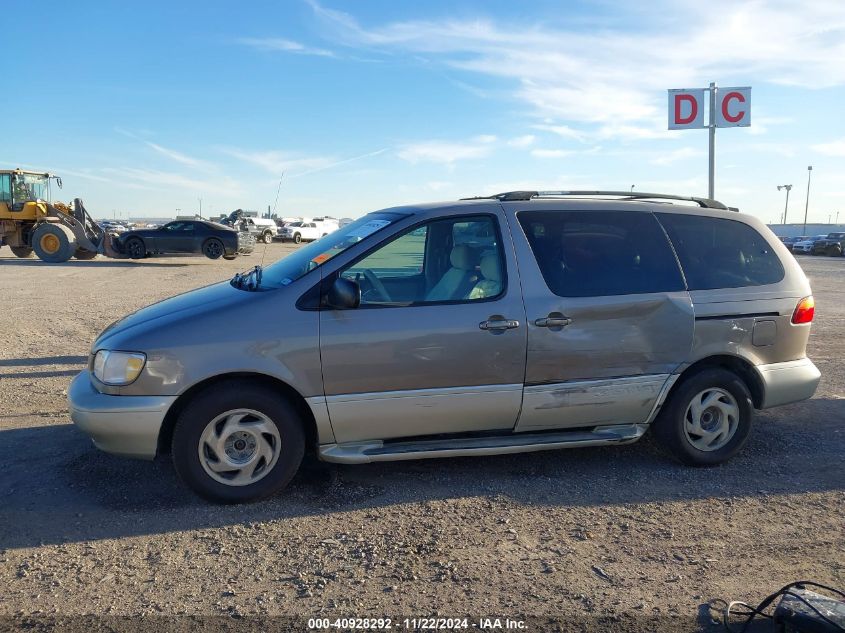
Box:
[462,190,734,211]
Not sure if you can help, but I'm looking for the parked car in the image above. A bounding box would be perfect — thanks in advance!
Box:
[70,191,820,502]
[277,218,338,243]
[810,232,845,256]
[238,217,278,244]
[115,220,245,260]
[778,236,809,253]
[792,235,828,254]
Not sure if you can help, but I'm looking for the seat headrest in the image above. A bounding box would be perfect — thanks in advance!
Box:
[450,245,477,270]
[479,255,501,282]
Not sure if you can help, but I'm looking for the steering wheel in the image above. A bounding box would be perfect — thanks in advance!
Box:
[362,269,391,302]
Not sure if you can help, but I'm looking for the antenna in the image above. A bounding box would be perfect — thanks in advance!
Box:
[271,172,285,217]
[260,172,285,269]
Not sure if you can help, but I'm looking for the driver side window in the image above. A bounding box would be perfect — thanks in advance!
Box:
[340,215,505,307]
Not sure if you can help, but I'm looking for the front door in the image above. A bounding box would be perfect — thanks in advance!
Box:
[506,208,694,431]
[156,221,195,252]
[319,212,527,444]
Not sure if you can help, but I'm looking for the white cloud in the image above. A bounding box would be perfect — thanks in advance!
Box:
[223,148,336,175]
[532,124,588,143]
[103,167,244,197]
[238,37,335,57]
[145,142,205,168]
[222,147,387,177]
[812,138,845,156]
[650,147,702,166]
[507,134,536,148]
[309,0,845,137]
[397,135,497,164]
[530,149,576,159]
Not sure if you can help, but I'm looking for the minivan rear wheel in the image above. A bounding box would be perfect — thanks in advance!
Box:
[171,382,305,503]
[652,368,753,466]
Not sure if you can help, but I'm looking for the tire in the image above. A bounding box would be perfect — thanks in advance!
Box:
[828,245,842,257]
[293,233,302,244]
[223,254,238,260]
[203,238,224,259]
[74,248,98,260]
[10,246,34,258]
[171,382,305,503]
[32,223,77,263]
[125,237,146,259]
[262,232,273,244]
[652,368,753,466]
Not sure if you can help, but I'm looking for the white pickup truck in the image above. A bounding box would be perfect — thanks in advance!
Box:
[278,218,339,243]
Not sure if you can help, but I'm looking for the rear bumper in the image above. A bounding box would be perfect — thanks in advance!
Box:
[757,358,821,409]
[68,371,176,460]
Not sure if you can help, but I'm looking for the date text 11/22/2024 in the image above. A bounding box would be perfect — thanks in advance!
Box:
[307,617,527,630]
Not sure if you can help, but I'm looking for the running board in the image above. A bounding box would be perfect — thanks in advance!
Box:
[318,424,647,464]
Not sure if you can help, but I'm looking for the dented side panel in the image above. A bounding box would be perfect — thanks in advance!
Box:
[517,374,670,431]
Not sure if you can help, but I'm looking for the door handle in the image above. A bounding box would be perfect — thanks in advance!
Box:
[479,319,520,331]
[534,316,572,328]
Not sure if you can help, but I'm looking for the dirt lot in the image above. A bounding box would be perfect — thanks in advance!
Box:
[0,244,843,632]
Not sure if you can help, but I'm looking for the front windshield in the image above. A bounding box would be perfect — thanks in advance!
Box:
[257,211,405,289]
[12,173,49,202]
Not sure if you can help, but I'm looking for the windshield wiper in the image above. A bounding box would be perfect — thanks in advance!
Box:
[231,265,263,291]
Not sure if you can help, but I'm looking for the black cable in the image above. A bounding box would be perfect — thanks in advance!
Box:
[720,580,845,632]
[780,590,845,632]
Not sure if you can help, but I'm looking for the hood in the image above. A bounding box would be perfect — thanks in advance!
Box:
[95,281,255,348]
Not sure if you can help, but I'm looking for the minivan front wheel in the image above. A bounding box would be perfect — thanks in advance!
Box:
[653,368,753,466]
[171,383,305,503]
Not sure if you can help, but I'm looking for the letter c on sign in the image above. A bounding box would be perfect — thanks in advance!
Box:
[674,94,698,125]
[721,91,746,123]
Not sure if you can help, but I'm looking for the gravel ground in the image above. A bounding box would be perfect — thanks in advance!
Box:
[0,244,843,632]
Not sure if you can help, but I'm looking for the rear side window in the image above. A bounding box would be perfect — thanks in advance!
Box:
[518,210,685,297]
[657,213,784,290]
[0,174,10,202]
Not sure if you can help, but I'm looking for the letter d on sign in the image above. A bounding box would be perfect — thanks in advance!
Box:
[668,89,705,129]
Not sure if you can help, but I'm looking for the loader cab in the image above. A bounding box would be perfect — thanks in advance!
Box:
[12,171,51,203]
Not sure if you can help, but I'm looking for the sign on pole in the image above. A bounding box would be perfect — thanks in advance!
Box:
[667,84,751,199]
[715,87,751,127]
[668,89,706,129]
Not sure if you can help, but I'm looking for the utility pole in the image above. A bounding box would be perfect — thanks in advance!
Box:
[198,197,203,218]
[777,184,792,224]
[708,82,716,199]
[803,166,813,235]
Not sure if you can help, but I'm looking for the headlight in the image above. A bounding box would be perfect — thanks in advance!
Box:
[93,350,146,385]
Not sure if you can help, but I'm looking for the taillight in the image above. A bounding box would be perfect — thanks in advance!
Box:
[792,296,815,324]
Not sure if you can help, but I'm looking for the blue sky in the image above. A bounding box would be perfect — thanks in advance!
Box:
[4,0,845,223]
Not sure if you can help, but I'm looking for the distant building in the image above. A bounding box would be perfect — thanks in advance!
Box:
[768,223,845,238]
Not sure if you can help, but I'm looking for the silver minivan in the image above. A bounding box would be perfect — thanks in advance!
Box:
[69,191,821,502]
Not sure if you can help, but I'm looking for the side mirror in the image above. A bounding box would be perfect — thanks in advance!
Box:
[325,277,360,310]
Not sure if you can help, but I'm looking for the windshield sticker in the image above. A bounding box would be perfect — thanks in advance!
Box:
[280,278,293,286]
[345,219,391,239]
[311,253,331,265]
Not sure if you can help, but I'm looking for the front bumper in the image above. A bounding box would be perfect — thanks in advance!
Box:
[68,371,177,460]
[756,358,821,409]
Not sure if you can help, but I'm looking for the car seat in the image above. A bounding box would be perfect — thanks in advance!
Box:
[426,245,479,301]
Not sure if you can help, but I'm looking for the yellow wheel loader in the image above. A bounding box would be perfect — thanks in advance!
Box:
[0,169,123,262]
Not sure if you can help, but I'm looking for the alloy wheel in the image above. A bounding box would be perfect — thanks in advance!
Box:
[683,388,739,452]
[197,409,281,486]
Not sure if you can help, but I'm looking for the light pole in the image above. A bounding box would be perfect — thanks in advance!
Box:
[803,166,813,235]
[777,184,792,224]
[630,184,635,192]
[198,197,203,218]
